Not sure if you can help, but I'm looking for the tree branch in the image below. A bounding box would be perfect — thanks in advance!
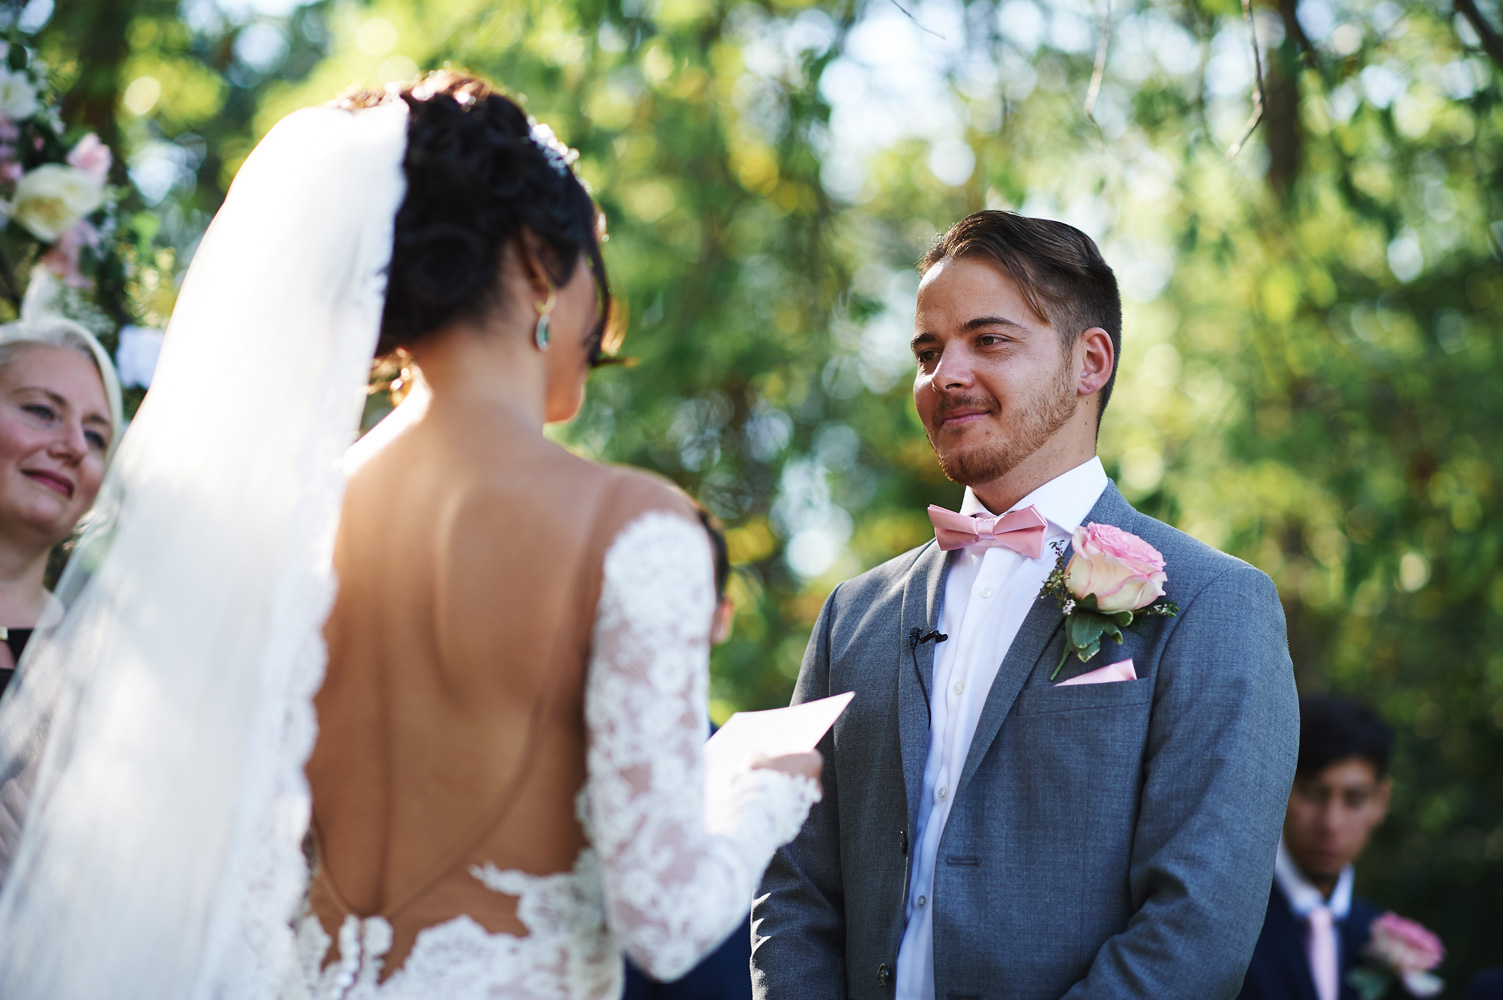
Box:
[885,0,945,40]
[1455,0,1503,68]
[1083,0,1112,119]
[1227,0,1267,160]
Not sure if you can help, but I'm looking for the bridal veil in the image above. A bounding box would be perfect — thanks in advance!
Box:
[0,99,408,998]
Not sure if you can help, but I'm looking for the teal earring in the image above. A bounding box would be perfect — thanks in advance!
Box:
[533,285,557,351]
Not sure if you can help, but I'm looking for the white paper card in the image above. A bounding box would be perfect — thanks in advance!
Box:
[705,691,854,776]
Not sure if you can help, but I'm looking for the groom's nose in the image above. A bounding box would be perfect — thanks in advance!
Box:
[933,342,977,389]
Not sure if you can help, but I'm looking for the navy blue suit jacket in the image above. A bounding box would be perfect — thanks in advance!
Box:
[1237,882,1381,1000]
[623,931,751,1000]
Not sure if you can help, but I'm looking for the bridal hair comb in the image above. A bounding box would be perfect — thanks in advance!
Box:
[528,120,578,177]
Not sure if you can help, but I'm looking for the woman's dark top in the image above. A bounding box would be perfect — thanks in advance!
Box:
[0,627,34,697]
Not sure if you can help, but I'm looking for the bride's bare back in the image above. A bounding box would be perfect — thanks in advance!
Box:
[295,75,819,997]
[307,395,665,969]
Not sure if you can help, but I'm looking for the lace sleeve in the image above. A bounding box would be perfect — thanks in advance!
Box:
[584,511,819,982]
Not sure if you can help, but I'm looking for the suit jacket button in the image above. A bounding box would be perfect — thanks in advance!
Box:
[878,964,891,987]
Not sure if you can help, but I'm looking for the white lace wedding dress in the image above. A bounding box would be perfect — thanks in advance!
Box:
[293,511,819,1000]
[0,99,817,1000]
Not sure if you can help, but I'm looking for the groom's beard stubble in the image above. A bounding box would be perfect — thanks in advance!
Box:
[925,358,1078,487]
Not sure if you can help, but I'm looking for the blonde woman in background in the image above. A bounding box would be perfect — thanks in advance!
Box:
[0,315,121,692]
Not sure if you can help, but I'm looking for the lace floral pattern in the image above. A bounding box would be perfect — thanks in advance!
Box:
[584,511,819,982]
[295,849,617,1000]
[291,510,818,999]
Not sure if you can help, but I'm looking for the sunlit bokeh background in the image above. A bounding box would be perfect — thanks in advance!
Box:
[26,0,1503,979]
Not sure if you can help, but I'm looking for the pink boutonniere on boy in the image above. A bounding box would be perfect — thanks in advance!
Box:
[1348,913,1445,999]
[1042,523,1179,680]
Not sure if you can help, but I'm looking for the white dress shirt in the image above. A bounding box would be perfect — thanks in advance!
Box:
[1274,839,1354,921]
[895,457,1109,1000]
[1275,836,1353,998]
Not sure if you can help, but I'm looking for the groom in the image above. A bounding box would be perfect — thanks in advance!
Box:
[751,211,1300,1000]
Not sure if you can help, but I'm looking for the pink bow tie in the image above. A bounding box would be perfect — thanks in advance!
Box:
[927,504,1047,558]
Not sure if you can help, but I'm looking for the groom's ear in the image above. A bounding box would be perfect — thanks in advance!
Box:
[1074,327,1115,398]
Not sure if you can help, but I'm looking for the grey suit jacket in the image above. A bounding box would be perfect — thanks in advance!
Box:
[752,482,1299,1000]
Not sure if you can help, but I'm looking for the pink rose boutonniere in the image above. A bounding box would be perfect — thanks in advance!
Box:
[1042,523,1179,680]
[1348,913,1445,999]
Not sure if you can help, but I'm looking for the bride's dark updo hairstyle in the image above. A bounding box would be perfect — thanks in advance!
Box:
[340,72,613,360]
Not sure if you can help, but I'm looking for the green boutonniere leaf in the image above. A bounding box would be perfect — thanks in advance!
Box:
[1065,610,1106,649]
[1345,966,1390,1000]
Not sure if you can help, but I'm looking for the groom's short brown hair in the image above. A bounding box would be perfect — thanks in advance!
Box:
[919,211,1123,417]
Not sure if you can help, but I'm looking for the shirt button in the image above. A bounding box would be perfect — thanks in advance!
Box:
[980,587,993,599]
[952,681,964,695]
[917,895,927,907]
[937,786,948,801]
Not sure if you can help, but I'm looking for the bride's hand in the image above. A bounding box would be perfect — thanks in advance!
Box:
[751,750,823,787]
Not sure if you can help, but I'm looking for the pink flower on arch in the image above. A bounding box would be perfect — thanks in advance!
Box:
[40,220,100,289]
[66,133,111,185]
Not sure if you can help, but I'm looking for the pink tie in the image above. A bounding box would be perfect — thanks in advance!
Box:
[927,504,1047,558]
[1307,905,1339,1000]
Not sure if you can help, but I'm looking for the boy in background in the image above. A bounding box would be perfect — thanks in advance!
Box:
[1238,696,1393,1000]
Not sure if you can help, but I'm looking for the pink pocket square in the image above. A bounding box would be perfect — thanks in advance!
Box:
[1057,658,1136,686]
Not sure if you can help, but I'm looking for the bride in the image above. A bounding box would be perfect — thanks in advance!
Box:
[0,72,820,999]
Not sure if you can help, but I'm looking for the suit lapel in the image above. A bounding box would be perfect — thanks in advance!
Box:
[954,483,1136,801]
[1339,896,1379,999]
[898,540,947,830]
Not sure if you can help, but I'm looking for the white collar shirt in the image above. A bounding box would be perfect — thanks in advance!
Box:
[895,457,1109,1000]
[1274,838,1354,990]
[1275,838,1354,920]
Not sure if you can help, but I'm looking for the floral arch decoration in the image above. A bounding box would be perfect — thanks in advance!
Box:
[0,35,162,398]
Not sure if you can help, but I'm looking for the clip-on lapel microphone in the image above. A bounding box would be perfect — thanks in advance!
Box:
[908,627,949,650]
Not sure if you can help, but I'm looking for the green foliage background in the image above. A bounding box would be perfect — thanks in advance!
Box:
[31,0,1503,981]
